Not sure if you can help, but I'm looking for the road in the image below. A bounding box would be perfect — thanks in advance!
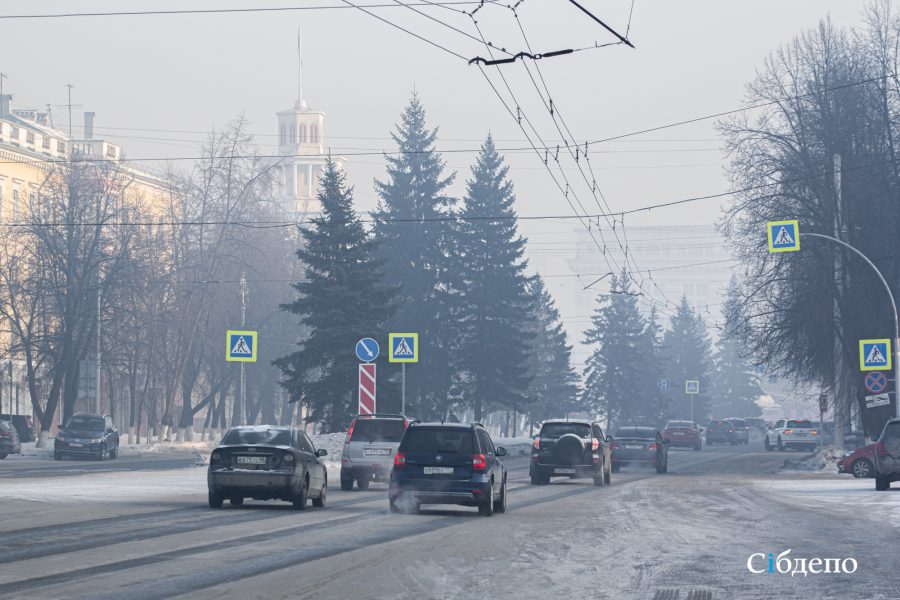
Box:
[1,443,898,600]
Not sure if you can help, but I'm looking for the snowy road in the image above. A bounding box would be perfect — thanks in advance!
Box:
[1,444,898,600]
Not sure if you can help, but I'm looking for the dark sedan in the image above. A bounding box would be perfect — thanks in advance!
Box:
[54,414,119,460]
[208,426,328,509]
[0,420,21,458]
[611,426,668,473]
[705,420,738,446]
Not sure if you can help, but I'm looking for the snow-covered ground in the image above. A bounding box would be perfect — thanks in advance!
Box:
[778,445,844,474]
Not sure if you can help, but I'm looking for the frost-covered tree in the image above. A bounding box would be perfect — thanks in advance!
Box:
[711,277,763,418]
[662,296,714,423]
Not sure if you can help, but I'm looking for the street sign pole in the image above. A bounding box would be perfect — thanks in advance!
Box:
[239,273,247,427]
[401,363,406,414]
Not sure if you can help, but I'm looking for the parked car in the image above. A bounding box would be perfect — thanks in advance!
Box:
[874,417,900,491]
[610,426,668,473]
[529,419,612,485]
[0,420,21,458]
[208,426,328,509]
[725,418,750,444]
[705,420,738,445]
[389,422,507,516]
[0,414,35,443]
[340,413,412,491]
[764,418,818,452]
[661,420,702,450]
[54,414,119,460]
[838,443,876,478]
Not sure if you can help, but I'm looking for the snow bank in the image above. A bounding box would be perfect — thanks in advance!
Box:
[6,439,215,461]
[778,445,843,475]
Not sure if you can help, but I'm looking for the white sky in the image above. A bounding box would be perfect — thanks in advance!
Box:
[0,0,870,362]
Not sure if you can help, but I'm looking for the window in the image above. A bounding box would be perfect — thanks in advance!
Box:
[0,184,4,220]
[10,126,20,142]
[57,140,66,154]
[477,430,494,454]
[279,125,286,145]
[289,124,296,144]
[42,137,51,149]
[352,419,405,443]
[106,145,117,158]
[26,131,35,144]
[311,125,319,143]
[299,124,307,144]
[12,189,19,219]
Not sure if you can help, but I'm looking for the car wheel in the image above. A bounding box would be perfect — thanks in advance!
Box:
[604,463,612,484]
[851,459,873,479]
[97,445,106,461]
[764,437,772,451]
[875,475,890,491]
[312,476,327,508]
[655,461,663,474]
[109,445,118,459]
[478,481,495,516]
[230,496,244,506]
[611,463,620,473]
[293,478,309,510]
[662,458,668,473]
[694,442,701,451]
[340,470,354,491]
[494,478,507,513]
[208,490,224,509]
[777,437,784,451]
[389,498,401,513]
[54,451,62,461]
[356,475,370,491]
[593,471,604,486]
[0,453,6,460]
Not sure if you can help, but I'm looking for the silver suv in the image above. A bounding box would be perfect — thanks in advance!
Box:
[340,414,412,490]
[874,417,900,491]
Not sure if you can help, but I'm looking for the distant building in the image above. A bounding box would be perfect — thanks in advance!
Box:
[273,29,341,217]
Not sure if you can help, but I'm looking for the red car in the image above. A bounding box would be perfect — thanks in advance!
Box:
[838,443,875,478]
[661,420,702,451]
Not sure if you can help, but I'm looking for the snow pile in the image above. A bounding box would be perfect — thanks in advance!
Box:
[779,445,843,474]
[7,439,215,461]
[494,437,534,457]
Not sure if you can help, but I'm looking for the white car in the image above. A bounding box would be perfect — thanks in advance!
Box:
[764,418,818,452]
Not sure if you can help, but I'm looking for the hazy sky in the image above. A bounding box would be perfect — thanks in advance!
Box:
[0,0,871,361]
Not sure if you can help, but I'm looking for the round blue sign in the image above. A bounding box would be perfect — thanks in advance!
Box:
[355,338,379,362]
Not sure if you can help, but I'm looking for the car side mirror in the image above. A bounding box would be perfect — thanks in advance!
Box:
[315,449,328,457]
[605,435,614,443]
[496,447,507,457]
[663,439,670,445]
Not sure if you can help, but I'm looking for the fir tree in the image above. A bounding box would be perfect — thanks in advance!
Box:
[643,305,669,424]
[711,277,763,417]
[277,161,394,432]
[455,135,533,420]
[523,276,581,429]
[582,272,656,430]
[372,94,458,419]
[662,296,714,424]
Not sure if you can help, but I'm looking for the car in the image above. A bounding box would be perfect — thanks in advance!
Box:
[661,420,702,450]
[874,417,900,491]
[340,413,412,490]
[724,418,750,444]
[529,419,612,485]
[764,418,818,451]
[838,443,876,478]
[610,426,669,473]
[0,414,35,443]
[705,419,738,445]
[0,420,21,458]
[54,414,119,460]
[388,422,507,516]
[743,417,769,440]
[208,425,328,509]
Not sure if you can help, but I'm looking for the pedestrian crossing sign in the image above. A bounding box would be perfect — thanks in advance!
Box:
[389,333,418,363]
[859,338,891,371]
[767,220,800,253]
[226,330,258,363]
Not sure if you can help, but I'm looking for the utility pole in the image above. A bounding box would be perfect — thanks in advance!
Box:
[239,273,247,426]
[96,283,102,414]
[833,154,846,449]
[66,84,74,140]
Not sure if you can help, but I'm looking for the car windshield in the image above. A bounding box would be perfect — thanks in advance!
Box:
[540,423,591,439]
[222,428,292,446]
[729,420,745,426]
[352,419,405,443]
[665,421,693,429]
[616,427,656,439]
[65,417,104,431]
[787,420,813,429]
[401,428,473,453]
[707,421,730,430]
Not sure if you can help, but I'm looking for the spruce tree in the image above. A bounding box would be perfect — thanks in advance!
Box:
[523,276,581,429]
[662,296,714,424]
[455,135,533,420]
[711,277,763,417]
[644,305,669,424]
[277,161,394,432]
[372,94,458,419]
[582,272,655,430]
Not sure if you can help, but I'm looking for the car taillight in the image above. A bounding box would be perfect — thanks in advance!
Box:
[783,429,793,434]
[876,441,888,457]
[532,436,541,449]
[726,429,733,433]
[591,437,600,451]
[403,418,410,430]
[809,430,817,434]
[345,418,357,443]
[472,453,487,471]
[394,452,407,468]
[648,442,657,450]
[210,451,222,465]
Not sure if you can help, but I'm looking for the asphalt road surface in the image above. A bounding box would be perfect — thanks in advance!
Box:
[1,443,897,600]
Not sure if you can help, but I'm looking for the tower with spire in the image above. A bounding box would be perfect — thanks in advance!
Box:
[275,28,336,216]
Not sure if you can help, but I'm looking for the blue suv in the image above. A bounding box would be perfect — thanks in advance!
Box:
[389,423,508,516]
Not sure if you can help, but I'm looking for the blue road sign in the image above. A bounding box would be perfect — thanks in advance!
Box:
[355,338,380,362]
[389,333,418,363]
[860,339,892,371]
[767,220,800,253]
[226,330,257,363]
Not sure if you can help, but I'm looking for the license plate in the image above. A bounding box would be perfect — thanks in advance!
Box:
[625,444,643,450]
[237,455,267,465]
[364,448,391,456]
[554,467,576,474]
[423,466,453,475]
[672,432,684,436]
[794,433,808,437]
[70,443,83,447]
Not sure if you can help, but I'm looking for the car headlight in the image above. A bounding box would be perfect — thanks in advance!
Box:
[91,438,104,444]
[842,451,854,458]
